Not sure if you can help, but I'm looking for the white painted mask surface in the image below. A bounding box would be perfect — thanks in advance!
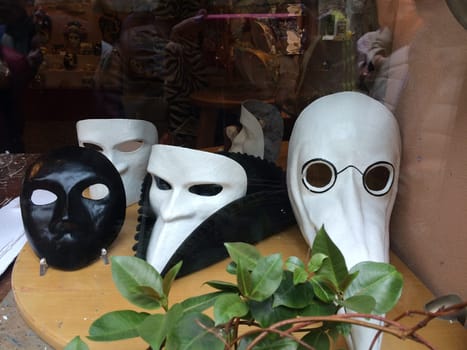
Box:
[229,100,265,159]
[76,118,158,206]
[287,91,401,350]
[228,100,283,162]
[146,145,248,273]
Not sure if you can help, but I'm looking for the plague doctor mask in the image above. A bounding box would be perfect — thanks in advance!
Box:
[135,146,295,277]
[227,100,283,162]
[20,146,126,270]
[76,118,158,206]
[287,91,401,350]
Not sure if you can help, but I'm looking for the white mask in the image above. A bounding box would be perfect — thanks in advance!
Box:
[229,101,265,159]
[228,100,283,162]
[287,91,401,350]
[146,145,248,273]
[76,118,158,206]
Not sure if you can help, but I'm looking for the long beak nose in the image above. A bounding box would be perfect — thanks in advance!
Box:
[324,171,389,270]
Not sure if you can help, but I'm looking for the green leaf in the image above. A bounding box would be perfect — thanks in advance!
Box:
[310,276,336,304]
[341,295,376,314]
[299,330,330,350]
[137,314,166,350]
[339,270,359,292]
[166,313,224,350]
[311,227,349,290]
[213,293,249,326]
[64,336,89,350]
[88,310,149,341]
[285,256,308,284]
[308,253,328,273]
[345,261,403,314]
[299,299,337,317]
[226,261,237,274]
[285,256,305,272]
[138,304,183,350]
[273,271,315,309]
[180,292,223,314]
[238,333,299,350]
[249,298,298,328]
[163,261,182,295]
[293,267,309,285]
[225,242,261,270]
[204,280,239,293]
[248,253,283,301]
[237,258,253,297]
[111,256,165,310]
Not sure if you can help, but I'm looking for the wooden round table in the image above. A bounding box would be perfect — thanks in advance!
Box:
[12,203,467,349]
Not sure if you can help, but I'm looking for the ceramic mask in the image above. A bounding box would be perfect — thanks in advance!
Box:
[20,146,126,270]
[146,145,248,273]
[228,100,283,162]
[287,91,401,350]
[76,118,158,206]
[134,151,296,278]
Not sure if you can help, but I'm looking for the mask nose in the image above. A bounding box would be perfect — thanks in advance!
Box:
[103,151,129,175]
[51,198,77,234]
[327,169,387,267]
[158,189,193,222]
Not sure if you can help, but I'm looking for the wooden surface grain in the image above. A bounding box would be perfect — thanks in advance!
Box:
[11,203,467,350]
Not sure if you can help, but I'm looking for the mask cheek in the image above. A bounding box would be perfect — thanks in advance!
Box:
[27,205,55,236]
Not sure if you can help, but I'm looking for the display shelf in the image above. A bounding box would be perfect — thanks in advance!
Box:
[12,203,467,349]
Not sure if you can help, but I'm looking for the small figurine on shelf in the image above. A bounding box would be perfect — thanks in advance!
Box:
[63,20,87,54]
[63,51,77,70]
[32,7,52,47]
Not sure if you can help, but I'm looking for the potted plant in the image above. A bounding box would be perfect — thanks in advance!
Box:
[64,227,465,350]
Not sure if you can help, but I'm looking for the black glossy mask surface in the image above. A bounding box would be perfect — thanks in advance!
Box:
[20,146,126,270]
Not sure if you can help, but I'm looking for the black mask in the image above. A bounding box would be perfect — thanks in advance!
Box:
[20,146,126,270]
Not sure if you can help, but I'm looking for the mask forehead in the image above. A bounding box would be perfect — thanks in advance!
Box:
[77,118,157,147]
[291,92,400,171]
[148,145,247,188]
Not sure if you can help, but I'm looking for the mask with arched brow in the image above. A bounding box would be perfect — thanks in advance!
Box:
[134,145,295,277]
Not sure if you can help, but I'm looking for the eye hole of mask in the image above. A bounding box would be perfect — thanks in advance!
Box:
[154,176,172,190]
[189,184,223,196]
[363,162,394,196]
[82,142,104,152]
[82,183,110,200]
[31,189,57,205]
[302,159,336,193]
[116,140,144,152]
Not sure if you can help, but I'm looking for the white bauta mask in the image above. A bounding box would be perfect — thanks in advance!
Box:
[228,100,283,162]
[135,147,296,277]
[76,118,158,206]
[145,145,248,273]
[287,91,401,350]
